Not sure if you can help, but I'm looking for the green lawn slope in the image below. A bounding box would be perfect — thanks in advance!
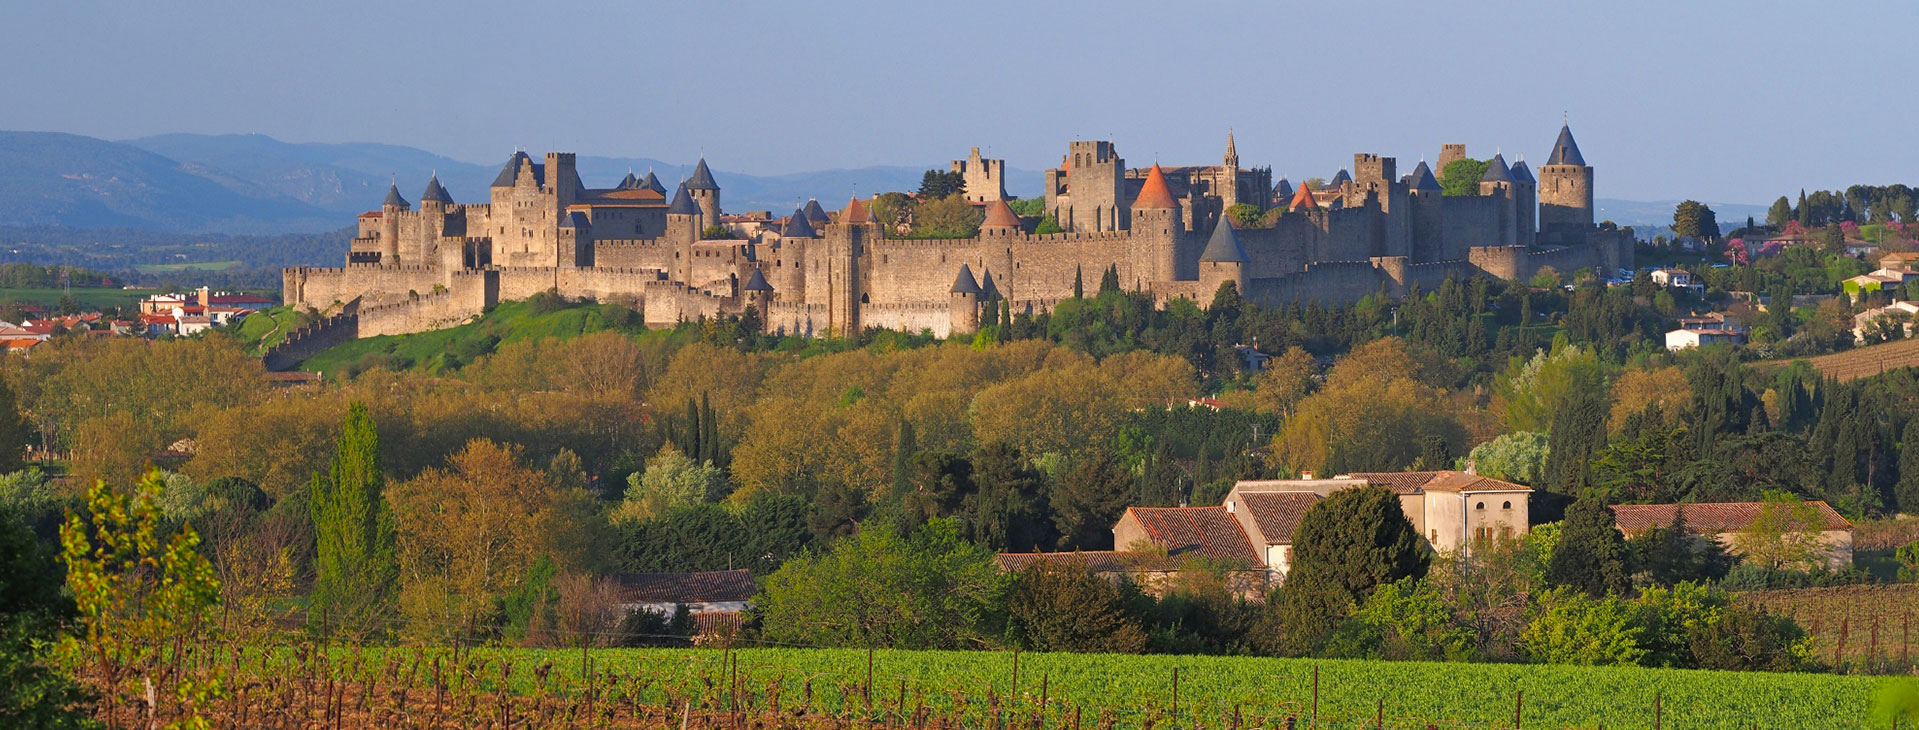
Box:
[298,299,643,375]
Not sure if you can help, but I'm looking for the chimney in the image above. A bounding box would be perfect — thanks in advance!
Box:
[1300,470,1315,480]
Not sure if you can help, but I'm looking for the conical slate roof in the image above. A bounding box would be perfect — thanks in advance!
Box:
[1199,217,1249,263]
[978,268,1000,301]
[1273,178,1294,200]
[982,198,1021,228]
[1329,169,1352,186]
[1509,158,1535,184]
[491,151,531,188]
[686,158,719,190]
[743,267,773,292]
[781,207,817,238]
[419,175,452,204]
[1132,163,1178,209]
[667,183,699,215]
[1409,161,1440,191]
[950,263,982,295]
[618,172,640,189]
[1546,124,1585,166]
[1480,154,1513,184]
[383,183,409,208]
[841,195,869,224]
[641,171,666,194]
[802,199,830,225]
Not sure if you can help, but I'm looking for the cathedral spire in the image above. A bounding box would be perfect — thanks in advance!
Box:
[1224,128,1239,169]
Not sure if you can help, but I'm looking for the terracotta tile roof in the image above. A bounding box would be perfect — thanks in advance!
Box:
[1341,471,1440,495]
[982,198,1022,228]
[1338,470,1532,495]
[1289,182,1319,210]
[693,610,745,636]
[611,569,755,604]
[1612,501,1852,534]
[1237,492,1321,544]
[995,551,1181,573]
[1124,506,1259,565]
[1132,163,1178,209]
[840,195,870,224]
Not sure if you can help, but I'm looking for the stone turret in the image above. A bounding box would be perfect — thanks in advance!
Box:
[419,175,452,209]
[948,263,982,336]
[1198,216,1248,302]
[743,266,774,331]
[685,158,722,225]
[1220,130,1241,210]
[1407,161,1445,261]
[666,182,701,281]
[802,199,830,227]
[1538,123,1594,237]
[640,170,667,194]
[1130,163,1180,284]
[781,207,817,239]
[379,183,407,264]
[1480,154,1517,246]
[1509,157,1537,246]
[980,198,1021,237]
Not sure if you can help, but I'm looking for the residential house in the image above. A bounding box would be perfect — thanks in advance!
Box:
[1649,268,1703,294]
[1612,501,1854,570]
[1665,327,1747,350]
[1843,253,1919,301]
[611,568,754,617]
[1851,301,1919,343]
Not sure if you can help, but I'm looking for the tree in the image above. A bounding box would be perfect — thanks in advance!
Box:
[0,503,93,729]
[1247,347,1315,417]
[1731,493,1828,572]
[1520,588,1645,665]
[1464,431,1549,485]
[1494,344,1610,433]
[1271,339,1467,476]
[1225,203,1264,229]
[1271,486,1428,652]
[1543,383,1609,495]
[0,374,27,475]
[1766,196,1793,227]
[965,441,1052,551]
[916,169,966,200]
[1003,562,1147,653]
[1072,266,1084,299]
[1672,200,1720,241]
[1098,264,1121,295]
[1544,496,1630,597]
[1626,512,1730,586]
[613,445,725,523]
[911,194,985,238]
[60,471,221,726]
[1331,578,1478,661]
[1051,450,1134,549]
[1439,158,1490,197]
[757,519,1003,649]
[308,401,397,637]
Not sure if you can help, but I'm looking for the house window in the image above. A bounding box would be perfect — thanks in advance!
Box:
[1475,502,1485,510]
[1503,501,1512,509]
[1429,529,1437,542]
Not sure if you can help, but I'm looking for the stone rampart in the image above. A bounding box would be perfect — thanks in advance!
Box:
[262,313,358,372]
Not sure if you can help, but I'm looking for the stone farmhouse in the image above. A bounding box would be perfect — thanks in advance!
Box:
[1612,501,1854,571]
[274,125,1632,364]
[998,470,1532,592]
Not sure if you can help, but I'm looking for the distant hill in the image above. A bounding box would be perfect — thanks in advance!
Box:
[0,131,334,233]
[125,133,494,216]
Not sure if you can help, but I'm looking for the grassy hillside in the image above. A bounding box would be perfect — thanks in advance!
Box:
[352,646,1885,729]
[298,299,644,375]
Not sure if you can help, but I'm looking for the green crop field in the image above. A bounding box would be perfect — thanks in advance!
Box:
[0,287,163,310]
[340,647,1890,729]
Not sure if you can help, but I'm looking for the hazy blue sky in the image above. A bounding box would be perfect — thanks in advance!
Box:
[4,1,1913,204]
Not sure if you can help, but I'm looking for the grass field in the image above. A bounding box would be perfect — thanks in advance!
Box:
[0,286,162,310]
[299,299,642,374]
[233,305,302,352]
[1766,338,1919,381]
[337,647,1891,729]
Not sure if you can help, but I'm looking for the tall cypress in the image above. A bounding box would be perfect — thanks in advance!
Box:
[1072,266,1084,299]
[893,419,918,495]
[309,401,396,635]
[1544,385,1608,495]
[699,392,718,464]
[1896,420,1919,514]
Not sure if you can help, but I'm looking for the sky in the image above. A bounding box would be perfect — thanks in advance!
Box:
[3,1,1914,204]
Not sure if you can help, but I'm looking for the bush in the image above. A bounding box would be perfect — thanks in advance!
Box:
[1520,588,1645,666]
[1328,578,1478,661]
[1003,563,1146,653]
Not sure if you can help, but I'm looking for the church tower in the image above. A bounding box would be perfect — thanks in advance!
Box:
[686,158,722,227]
[1220,130,1240,211]
[1537,124,1594,238]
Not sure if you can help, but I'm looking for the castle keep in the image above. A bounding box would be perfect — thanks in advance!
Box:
[280,125,1631,347]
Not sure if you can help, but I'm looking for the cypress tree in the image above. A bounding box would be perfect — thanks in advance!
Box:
[1544,384,1608,494]
[699,392,718,464]
[1099,265,1120,295]
[682,397,700,457]
[1546,495,1631,597]
[1072,266,1084,299]
[0,374,28,474]
[1896,420,1919,514]
[309,401,397,635]
[893,419,918,495]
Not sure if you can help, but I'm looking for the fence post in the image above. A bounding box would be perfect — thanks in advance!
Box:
[1171,667,1179,722]
[866,647,875,717]
[1513,689,1522,730]
[1311,666,1319,726]
[1653,692,1662,730]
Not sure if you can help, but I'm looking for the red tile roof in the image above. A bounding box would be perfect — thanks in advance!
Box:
[1124,506,1260,565]
[1339,470,1532,495]
[981,198,1021,228]
[1613,501,1852,534]
[1133,163,1178,209]
[1237,492,1322,544]
[611,569,755,604]
[1289,182,1319,210]
[1340,471,1439,495]
[841,195,870,224]
[995,551,1181,573]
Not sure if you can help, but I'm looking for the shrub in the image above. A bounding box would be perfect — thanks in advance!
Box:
[1003,562,1146,653]
[1520,588,1645,666]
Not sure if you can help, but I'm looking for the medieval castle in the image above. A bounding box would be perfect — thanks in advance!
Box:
[274,125,1631,360]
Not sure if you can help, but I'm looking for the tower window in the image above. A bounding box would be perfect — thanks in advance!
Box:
[1503,501,1512,509]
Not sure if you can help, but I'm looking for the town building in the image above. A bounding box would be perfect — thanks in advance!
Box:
[276,126,1632,365]
[1612,501,1854,570]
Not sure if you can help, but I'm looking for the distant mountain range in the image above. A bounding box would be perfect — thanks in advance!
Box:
[0,130,1755,238]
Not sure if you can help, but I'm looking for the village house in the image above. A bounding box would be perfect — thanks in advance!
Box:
[1611,501,1854,570]
[1852,301,1919,342]
[1648,267,1703,294]
[1665,327,1747,350]
[999,470,1532,592]
[1843,253,1919,301]
[610,568,755,646]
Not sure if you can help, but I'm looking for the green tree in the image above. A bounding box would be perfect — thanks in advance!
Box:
[1033,215,1064,235]
[1271,486,1428,652]
[1545,496,1630,597]
[1072,266,1084,299]
[1329,578,1478,661]
[1895,420,1919,514]
[0,374,27,475]
[916,169,966,200]
[1003,562,1147,653]
[1050,450,1134,549]
[1543,383,1609,494]
[1463,431,1549,485]
[308,401,397,637]
[757,519,1003,649]
[1098,264,1120,295]
[1766,196,1793,227]
[1672,200,1720,241]
[1895,540,1919,582]
[1626,512,1730,586]
[966,441,1052,551]
[613,445,724,523]
[1730,493,1828,572]
[911,195,985,238]
[1439,158,1489,197]
[1494,344,1609,434]
[1520,588,1646,665]
[0,503,93,729]
[1225,203,1264,228]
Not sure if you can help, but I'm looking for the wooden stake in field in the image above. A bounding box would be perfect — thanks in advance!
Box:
[1171,667,1179,722]
[1311,666,1319,725]
[1513,689,1523,729]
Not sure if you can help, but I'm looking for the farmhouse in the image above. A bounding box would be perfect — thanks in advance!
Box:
[1611,501,1854,570]
[611,569,753,618]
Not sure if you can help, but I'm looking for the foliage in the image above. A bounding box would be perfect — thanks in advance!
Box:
[1049,450,1133,549]
[909,195,984,239]
[1520,588,1645,665]
[59,470,221,725]
[1002,563,1146,653]
[916,170,966,201]
[616,494,812,576]
[1224,203,1265,229]
[1,503,94,729]
[614,444,724,523]
[1495,344,1609,434]
[1329,578,1478,661]
[1897,540,1919,582]
[1732,493,1833,572]
[1462,431,1548,485]
[757,519,1004,649]
[1273,486,1429,653]
[1270,339,1466,475]
[1545,496,1630,597]
[1439,158,1489,197]
[1671,200,1720,241]
[307,401,396,637]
